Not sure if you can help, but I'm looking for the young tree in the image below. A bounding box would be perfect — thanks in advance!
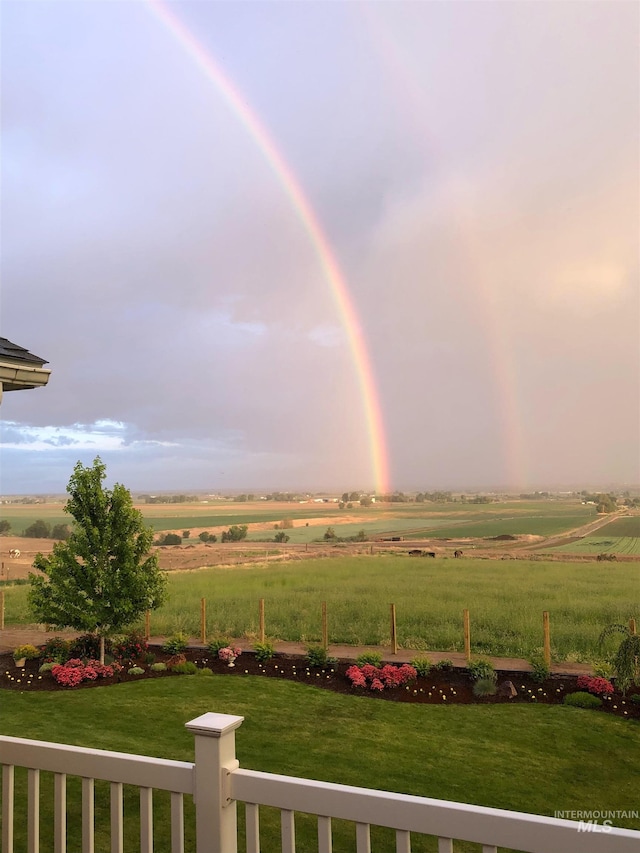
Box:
[29,457,167,663]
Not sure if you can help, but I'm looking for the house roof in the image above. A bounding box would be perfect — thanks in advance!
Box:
[0,337,48,366]
[0,337,51,395]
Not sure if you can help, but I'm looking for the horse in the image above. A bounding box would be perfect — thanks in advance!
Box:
[454,550,463,558]
[8,549,20,558]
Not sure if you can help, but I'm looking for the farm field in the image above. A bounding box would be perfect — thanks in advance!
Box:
[549,536,640,556]
[4,555,636,660]
[1,676,639,853]
[0,498,597,540]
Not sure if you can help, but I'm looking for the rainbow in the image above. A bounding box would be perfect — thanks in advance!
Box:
[145,0,391,494]
[359,6,528,488]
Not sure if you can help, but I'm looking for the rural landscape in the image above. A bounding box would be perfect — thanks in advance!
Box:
[1,477,639,849]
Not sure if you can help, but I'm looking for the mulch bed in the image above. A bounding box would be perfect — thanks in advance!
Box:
[2,647,638,721]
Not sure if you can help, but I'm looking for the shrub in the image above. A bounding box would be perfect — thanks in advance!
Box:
[39,662,55,673]
[563,692,602,709]
[591,659,614,679]
[629,694,640,705]
[598,624,640,694]
[69,634,112,661]
[51,658,116,687]
[166,654,186,668]
[356,652,383,668]
[576,675,614,696]
[199,531,210,542]
[221,525,248,542]
[473,677,498,697]
[128,666,145,676]
[160,533,182,545]
[410,657,432,678]
[198,667,214,676]
[528,652,550,684]
[150,662,167,672]
[163,633,189,654]
[39,637,70,663]
[433,659,454,671]
[207,637,232,655]
[274,531,290,543]
[347,663,417,691]
[467,658,496,682]
[113,632,148,662]
[170,661,198,675]
[144,652,156,665]
[254,641,275,663]
[306,646,336,668]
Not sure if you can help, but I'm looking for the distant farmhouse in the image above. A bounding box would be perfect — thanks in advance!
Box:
[0,337,51,405]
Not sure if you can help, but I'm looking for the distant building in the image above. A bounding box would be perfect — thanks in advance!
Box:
[0,337,51,405]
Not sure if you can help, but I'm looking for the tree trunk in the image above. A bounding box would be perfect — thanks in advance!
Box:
[100,635,105,665]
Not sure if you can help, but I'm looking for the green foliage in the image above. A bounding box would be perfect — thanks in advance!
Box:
[254,641,275,663]
[198,667,213,676]
[356,651,383,667]
[40,637,70,663]
[274,531,290,543]
[128,666,145,676]
[528,651,551,683]
[51,523,71,540]
[169,661,198,675]
[473,677,498,697]
[221,525,248,542]
[563,692,602,709]
[163,632,189,654]
[69,633,111,660]
[599,624,640,694]
[150,662,167,672]
[28,458,167,663]
[24,519,51,538]
[199,531,210,542]
[182,531,190,539]
[323,527,336,540]
[410,657,432,678]
[306,645,336,668]
[467,658,496,682]
[433,659,454,671]
[39,662,55,673]
[0,519,11,535]
[13,644,40,660]
[144,652,156,665]
[207,637,231,655]
[158,533,181,545]
[629,694,640,705]
[591,659,614,679]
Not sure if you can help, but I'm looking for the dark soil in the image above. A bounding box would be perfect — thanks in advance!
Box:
[2,647,638,721]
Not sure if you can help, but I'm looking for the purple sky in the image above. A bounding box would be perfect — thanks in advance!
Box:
[1,1,638,494]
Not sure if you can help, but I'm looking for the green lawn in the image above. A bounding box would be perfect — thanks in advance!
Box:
[1,676,638,852]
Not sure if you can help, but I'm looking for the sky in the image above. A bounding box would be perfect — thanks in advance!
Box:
[1,0,638,495]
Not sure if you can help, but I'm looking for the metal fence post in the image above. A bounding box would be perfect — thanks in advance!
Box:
[185,712,244,853]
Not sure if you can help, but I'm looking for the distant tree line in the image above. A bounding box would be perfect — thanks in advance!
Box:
[139,494,199,504]
[0,519,72,540]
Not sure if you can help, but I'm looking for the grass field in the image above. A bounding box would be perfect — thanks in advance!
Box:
[589,516,640,537]
[5,555,637,659]
[2,676,638,853]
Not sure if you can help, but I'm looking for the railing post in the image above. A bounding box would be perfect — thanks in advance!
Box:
[185,712,244,853]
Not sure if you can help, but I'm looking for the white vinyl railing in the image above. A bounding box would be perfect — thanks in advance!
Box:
[1,712,639,853]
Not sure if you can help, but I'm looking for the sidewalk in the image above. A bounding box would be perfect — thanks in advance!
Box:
[0,626,592,674]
